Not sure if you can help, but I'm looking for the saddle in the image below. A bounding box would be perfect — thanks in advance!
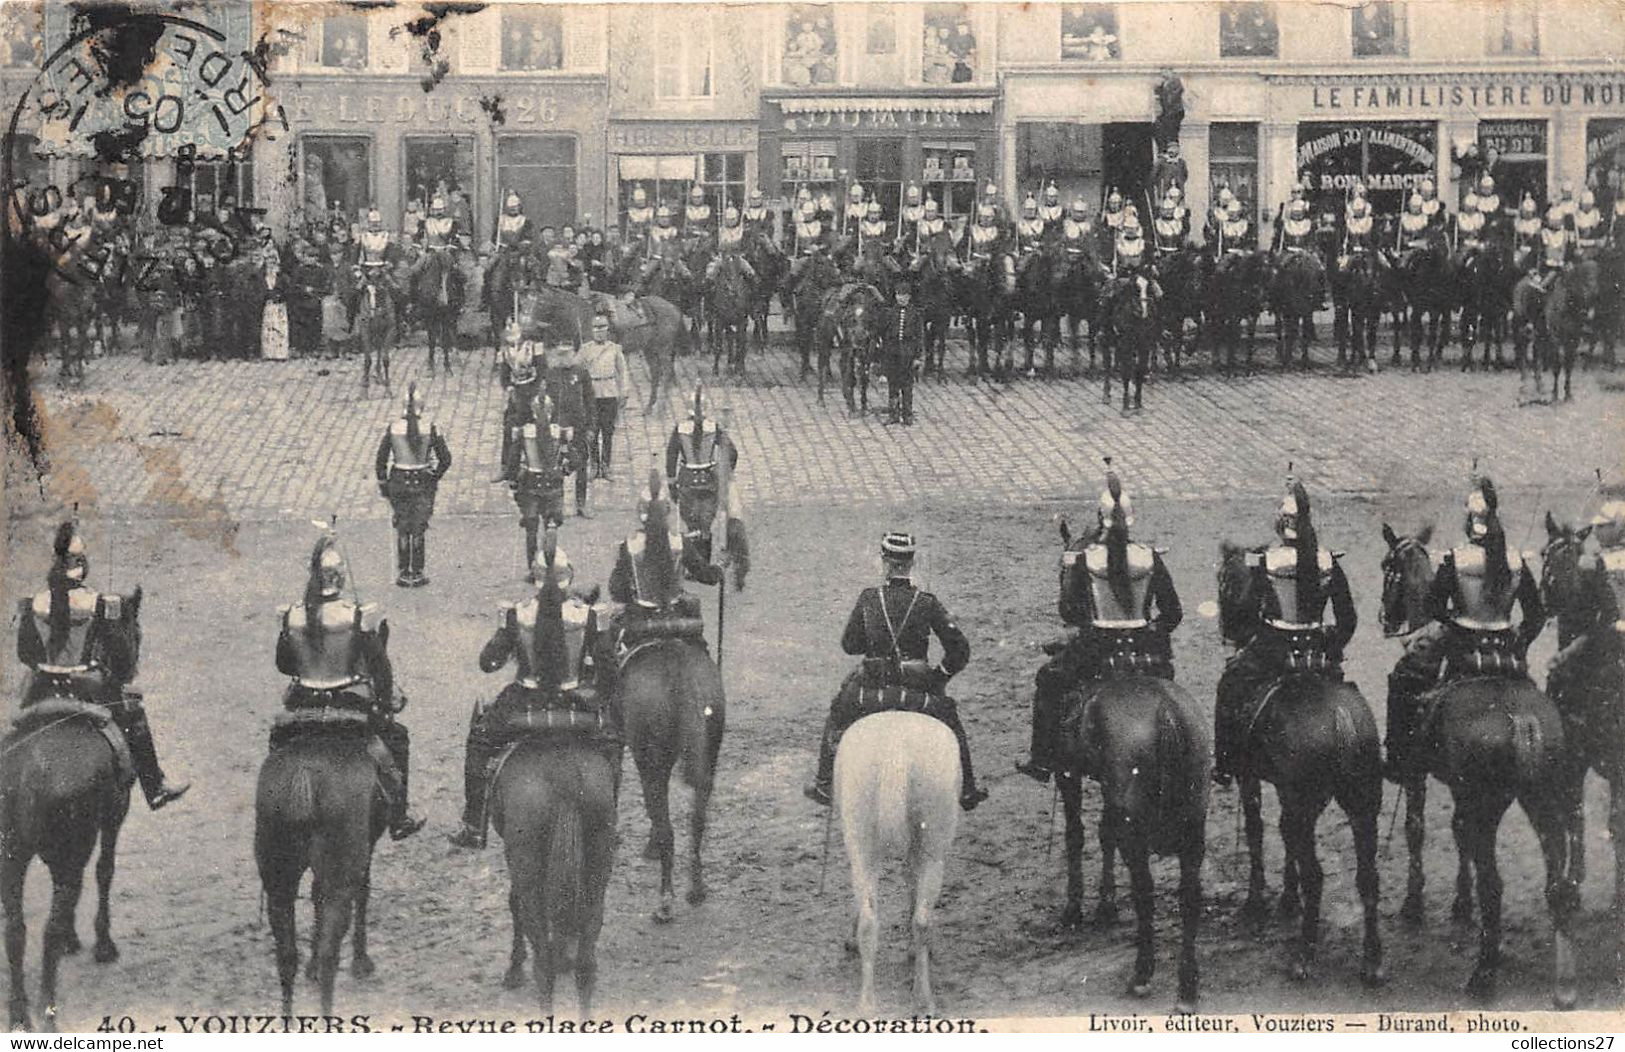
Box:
[1098,628,1173,678]
[269,706,372,748]
[1443,630,1528,681]
[844,661,947,720]
[10,697,136,789]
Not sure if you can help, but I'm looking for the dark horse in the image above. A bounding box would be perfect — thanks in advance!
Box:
[519,286,683,411]
[1543,261,1599,403]
[963,250,1017,381]
[483,248,536,351]
[744,234,787,349]
[1456,233,1514,371]
[1268,249,1325,371]
[1216,545,1386,986]
[255,723,387,1016]
[1539,513,1625,925]
[1331,248,1385,373]
[1206,250,1266,373]
[1395,228,1456,371]
[1053,668,1207,1011]
[352,268,396,392]
[816,284,885,414]
[912,246,959,379]
[706,253,755,378]
[492,742,617,1016]
[1016,243,1063,377]
[1152,247,1204,373]
[409,248,466,374]
[1376,527,1578,1006]
[1100,272,1158,411]
[788,252,841,381]
[2,599,141,1031]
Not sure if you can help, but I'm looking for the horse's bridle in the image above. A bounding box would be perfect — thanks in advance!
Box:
[1381,536,1426,637]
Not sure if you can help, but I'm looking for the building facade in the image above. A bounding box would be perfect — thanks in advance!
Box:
[998,0,1625,237]
[757,3,1000,226]
[254,3,608,241]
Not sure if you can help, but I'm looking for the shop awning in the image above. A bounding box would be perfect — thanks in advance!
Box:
[778,97,995,116]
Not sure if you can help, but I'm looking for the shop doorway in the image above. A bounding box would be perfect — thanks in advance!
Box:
[1101,122,1157,213]
[1296,121,1437,215]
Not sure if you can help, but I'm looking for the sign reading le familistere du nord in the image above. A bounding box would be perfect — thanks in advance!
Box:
[1311,77,1625,111]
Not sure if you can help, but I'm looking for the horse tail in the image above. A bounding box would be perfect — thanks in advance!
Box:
[1508,709,1545,790]
[545,771,585,940]
[287,768,317,825]
[1150,696,1190,856]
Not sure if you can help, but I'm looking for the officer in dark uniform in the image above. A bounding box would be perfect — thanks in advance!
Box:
[804,532,987,811]
[1213,477,1357,786]
[882,278,923,425]
[449,530,616,849]
[16,521,190,810]
[1017,463,1182,782]
[1385,475,1543,780]
[544,340,597,518]
[374,384,453,587]
[276,533,424,840]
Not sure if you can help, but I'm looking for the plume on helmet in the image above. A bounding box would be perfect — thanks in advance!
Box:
[46,520,82,656]
[1473,473,1512,606]
[639,496,680,607]
[1289,478,1324,617]
[404,382,423,446]
[533,526,569,692]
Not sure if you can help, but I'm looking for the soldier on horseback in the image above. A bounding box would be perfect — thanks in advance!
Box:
[1204,186,1235,247]
[448,530,616,849]
[1396,192,1433,256]
[710,207,758,284]
[967,203,1005,264]
[1213,477,1357,787]
[1016,192,1047,255]
[1215,198,1254,256]
[793,198,828,257]
[374,383,452,588]
[1113,212,1151,276]
[1513,194,1544,257]
[1060,198,1097,263]
[1386,474,1544,781]
[421,194,463,251]
[1017,463,1182,784]
[1418,179,1446,230]
[1546,497,1625,712]
[804,532,987,811]
[610,471,721,641]
[1039,181,1064,227]
[494,190,534,256]
[1455,187,1490,263]
[916,196,950,254]
[1153,197,1189,256]
[15,521,189,810]
[355,206,395,274]
[1573,190,1606,257]
[276,533,424,840]
[1277,198,1315,254]
[1102,188,1128,242]
[684,184,715,246]
[742,188,772,242]
[1530,206,1572,290]
[897,183,926,251]
[666,385,740,505]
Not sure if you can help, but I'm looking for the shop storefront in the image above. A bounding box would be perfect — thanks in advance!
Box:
[257,74,606,239]
[758,93,997,223]
[1295,121,1437,214]
[1586,117,1625,209]
[608,120,759,234]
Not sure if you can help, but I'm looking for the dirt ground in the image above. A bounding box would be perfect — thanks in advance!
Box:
[2,491,1621,1029]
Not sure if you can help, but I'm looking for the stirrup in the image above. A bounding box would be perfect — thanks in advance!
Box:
[148,781,190,810]
[803,781,832,807]
[1210,768,1234,788]
[447,823,487,850]
[390,812,427,841]
[960,786,989,812]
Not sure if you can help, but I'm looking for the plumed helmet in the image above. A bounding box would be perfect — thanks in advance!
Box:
[1044,181,1060,201]
[1546,206,1565,229]
[1519,195,1537,217]
[656,204,674,222]
[924,197,940,215]
[632,186,648,206]
[689,184,706,204]
[1097,458,1134,530]
[1121,214,1142,236]
[308,534,347,600]
[1227,198,1243,217]
[1462,190,1481,211]
[1217,187,1234,206]
[403,381,426,418]
[637,463,664,524]
[1106,188,1123,209]
[1167,185,1184,203]
[505,191,522,212]
[1289,198,1308,217]
[52,520,88,582]
[1590,499,1625,549]
[1420,178,1437,197]
[1464,470,1500,541]
[503,317,523,344]
[1277,473,1311,542]
[1069,198,1088,217]
[367,207,382,225]
[1160,199,1176,219]
[430,195,446,214]
[748,188,764,205]
[638,493,680,606]
[1561,180,1576,199]
[796,185,813,203]
[1407,192,1424,213]
[865,200,882,219]
[799,199,818,220]
[905,183,922,203]
[1352,181,1368,199]
[1479,175,1495,193]
[849,182,865,201]
[723,206,741,224]
[1022,194,1038,217]
[880,531,917,561]
[1581,189,1597,209]
[977,203,997,223]
[983,181,999,199]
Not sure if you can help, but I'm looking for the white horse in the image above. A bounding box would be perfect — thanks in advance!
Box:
[834,711,961,1014]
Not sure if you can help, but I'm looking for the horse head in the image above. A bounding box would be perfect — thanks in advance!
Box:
[1379,523,1435,637]
[674,464,720,539]
[1539,510,1594,628]
[1214,541,1258,647]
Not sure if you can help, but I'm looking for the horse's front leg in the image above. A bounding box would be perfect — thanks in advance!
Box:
[1059,774,1087,929]
[1240,776,1268,921]
[638,761,677,924]
[1401,776,1428,926]
[3,857,31,1029]
[40,871,86,1031]
[503,889,527,990]
[92,814,121,963]
[352,860,376,979]
[1095,802,1120,927]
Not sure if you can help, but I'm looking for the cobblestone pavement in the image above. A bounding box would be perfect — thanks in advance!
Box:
[11,326,1623,523]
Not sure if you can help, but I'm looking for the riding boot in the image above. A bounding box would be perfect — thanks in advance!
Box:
[523,523,539,582]
[449,728,501,850]
[113,696,188,810]
[411,531,429,587]
[376,720,425,840]
[575,469,592,519]
[1383,673,1420,784]
[600,429,614,476]
[394,531,412,587]
[802,712,838,806]
[1015,684,1061,783]
[939,699,988,811]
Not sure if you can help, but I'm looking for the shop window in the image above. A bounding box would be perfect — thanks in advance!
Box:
[1209,123,1258,210]
[783,5,837,88]
[924,140,977,222]
[405,135,475,227]
[501,7,562,71]
[1486,0,1539,57]
[1062,5,1120,61]
[855,138,904,220]
[1478,120,1547,210]
[499,136,576,229]
[618,155,697,232]
[655,9,713,100]
[1352,2,1407,58]
[701,152,746,210]
[781,140,839,201]
[922,4,976,86]
[320,14,368,71]
[1017,123,1097,214]
[1296,121,1435,214]
[865,8,896,55]
[303,136,371,222]
[1219,2,1277,59]
[184,150,255,216]
[1587,119,1625,212]
[1,2,38,68]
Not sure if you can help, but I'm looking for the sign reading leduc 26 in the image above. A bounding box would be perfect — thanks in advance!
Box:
[27,6,261,159]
